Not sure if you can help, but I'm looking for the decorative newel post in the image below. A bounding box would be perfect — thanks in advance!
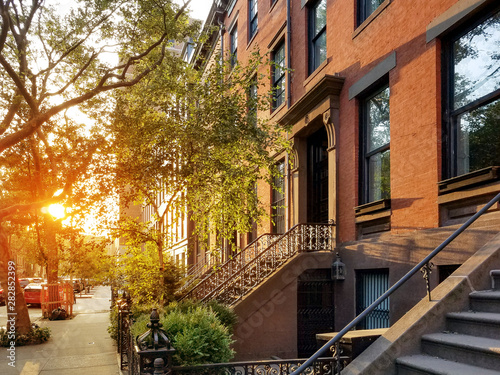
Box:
[154,358,165,375]
[421,262,434,301]
[136,308,175,375]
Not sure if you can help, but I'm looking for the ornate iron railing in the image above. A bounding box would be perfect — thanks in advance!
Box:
[181,233,283,301]
[118,305,347,375]
[292,192,500,374]
[213,223,332,305]
[172,357,345,374]
[180,251,219,294]
[183,223,333,306]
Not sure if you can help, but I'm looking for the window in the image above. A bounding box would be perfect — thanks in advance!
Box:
[358,0,384,25]
[272,160,286,234]
[360,85,390,204]
[309,0,327,74]
[272,42,286,110]
[230,26,238,68]
[249,0,258,40]
[356,269,389,329]
[443,9,500,178]
[248,77,258,126]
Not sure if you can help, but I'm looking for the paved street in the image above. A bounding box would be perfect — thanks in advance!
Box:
[0,286,120,374]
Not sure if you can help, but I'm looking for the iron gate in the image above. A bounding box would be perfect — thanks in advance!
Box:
[297,269,334,357]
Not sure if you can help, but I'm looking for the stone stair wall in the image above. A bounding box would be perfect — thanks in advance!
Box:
[396,280,500,374]
[340,232,500,375]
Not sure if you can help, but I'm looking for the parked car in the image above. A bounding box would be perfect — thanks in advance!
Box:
[23,284,42,307]
[0,288,4,306]
[73,280,83,293]
[19,278,31,288]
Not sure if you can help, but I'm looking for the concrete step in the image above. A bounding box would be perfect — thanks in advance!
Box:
[469,290,500,313]
[446,311,500,339]
[421,333,500,371]
[396,354,500,375]
[491,270,500,290]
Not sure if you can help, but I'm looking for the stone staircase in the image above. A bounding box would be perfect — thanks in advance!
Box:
[181,223,333,306]
[396,270,500,374]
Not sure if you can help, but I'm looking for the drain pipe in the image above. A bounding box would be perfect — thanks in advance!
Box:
[285,0,292,230]
[286,0,291,109]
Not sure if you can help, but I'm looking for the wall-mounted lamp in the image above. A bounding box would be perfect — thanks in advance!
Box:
[331,252,346,281]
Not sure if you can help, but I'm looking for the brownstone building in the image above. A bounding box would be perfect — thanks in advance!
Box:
[181,0,500,363]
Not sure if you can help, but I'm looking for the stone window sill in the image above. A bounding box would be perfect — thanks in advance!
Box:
[438,166,500,195]
[353,0,391,39]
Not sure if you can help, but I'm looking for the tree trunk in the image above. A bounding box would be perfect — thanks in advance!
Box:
[0,226,32,335]
[158,240,165,305]
[45,218,59,284]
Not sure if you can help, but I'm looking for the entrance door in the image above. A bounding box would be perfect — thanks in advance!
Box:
[297,269,334,357]
[356,269,390,329]
[307,127,329,223]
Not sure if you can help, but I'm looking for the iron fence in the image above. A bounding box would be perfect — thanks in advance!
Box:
[117,302,346,375]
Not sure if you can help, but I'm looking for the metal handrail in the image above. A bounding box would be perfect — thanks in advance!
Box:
[179,252,218,293]
[180,232,282,300]
[205,223,333,305]
[292,191,500,374]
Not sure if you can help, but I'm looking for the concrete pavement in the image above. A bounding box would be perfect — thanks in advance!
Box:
[0,286,120,375]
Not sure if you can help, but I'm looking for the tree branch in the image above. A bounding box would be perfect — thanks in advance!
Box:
[0,54,38,113]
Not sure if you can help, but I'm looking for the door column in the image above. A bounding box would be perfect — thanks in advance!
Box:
[324,108,338,243]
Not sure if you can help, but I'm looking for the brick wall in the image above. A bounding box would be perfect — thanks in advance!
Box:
[220,0,463,241]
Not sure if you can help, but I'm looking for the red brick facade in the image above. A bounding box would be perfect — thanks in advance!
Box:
[192,0,500,360]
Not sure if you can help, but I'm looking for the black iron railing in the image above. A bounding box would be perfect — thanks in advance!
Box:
[182,223,333,306]
[292,191,500,374]
[117,303,348,375]
[172,357,345,374]
[180,233,282,297]
[180,251,217,294]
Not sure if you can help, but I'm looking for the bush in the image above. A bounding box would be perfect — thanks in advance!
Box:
[108,306,119,343]
[205,300,238,331]
[165,299,237,331]
[131,304,234,366]
[0,326,51,346]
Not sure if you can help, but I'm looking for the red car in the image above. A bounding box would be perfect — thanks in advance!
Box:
[0,288,4,306]
[23,284,42,306]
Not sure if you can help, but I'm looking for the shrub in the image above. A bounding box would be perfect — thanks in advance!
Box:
[205,300,238,331]
[108,306,119,343]
[130,305,234,366]
[0,326,51,346]
[166,299,237,331]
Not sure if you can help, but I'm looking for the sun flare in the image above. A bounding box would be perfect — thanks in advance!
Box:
[48,204,65,219]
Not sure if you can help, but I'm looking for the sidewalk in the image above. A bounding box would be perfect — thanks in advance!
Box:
[0,286,120,375]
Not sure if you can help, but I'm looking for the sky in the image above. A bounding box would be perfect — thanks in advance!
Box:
[177,0,212,23]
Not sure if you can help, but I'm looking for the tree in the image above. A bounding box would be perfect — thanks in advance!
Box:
[0,0,198,334]
[114,242,182,305]
[58,229,113,284]
[111,50,290,277]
